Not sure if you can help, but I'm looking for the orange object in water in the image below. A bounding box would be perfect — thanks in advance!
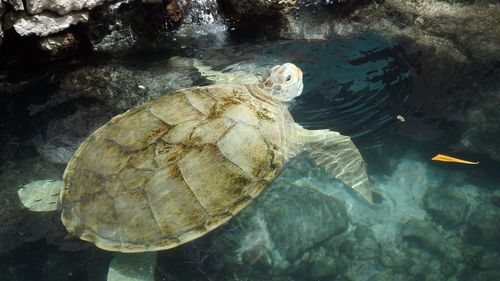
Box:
[431,154,479,165]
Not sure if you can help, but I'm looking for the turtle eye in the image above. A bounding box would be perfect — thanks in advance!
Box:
[285,74,292,82]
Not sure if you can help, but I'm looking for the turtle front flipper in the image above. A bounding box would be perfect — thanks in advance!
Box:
[302,129,373,203]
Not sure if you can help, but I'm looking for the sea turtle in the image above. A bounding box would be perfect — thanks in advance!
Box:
[18,62,372,280]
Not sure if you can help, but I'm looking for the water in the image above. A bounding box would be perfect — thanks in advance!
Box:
[1,26,500,281]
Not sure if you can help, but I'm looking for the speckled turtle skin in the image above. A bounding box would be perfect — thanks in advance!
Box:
[61,83,300,252]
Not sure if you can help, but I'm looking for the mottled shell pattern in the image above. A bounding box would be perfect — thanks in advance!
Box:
[60,64,303,252]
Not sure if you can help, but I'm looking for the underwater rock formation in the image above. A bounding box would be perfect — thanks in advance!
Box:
[461,93,500,162]
[1,135,499,280]
[467,203,500,251]
[424,188,468,227]
[155,170,349,279]
[151,155,500,280]
[33,103,113,164]
[52,58,200,110]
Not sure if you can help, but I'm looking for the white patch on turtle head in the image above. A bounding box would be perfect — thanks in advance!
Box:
[259,63,303,102]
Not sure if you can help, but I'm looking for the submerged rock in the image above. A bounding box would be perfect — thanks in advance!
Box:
[51,58,199,111]
[461,93,500,162]
[467,203,500,251]
[56,64,150,110]
[222,183,348,274]
[380,245,409,269]
[424,188,468,227]
[254,185,348,262]
[156,173,349,279]
[401,219,461,260]
[34,102,113,164]
[472,270,500,281]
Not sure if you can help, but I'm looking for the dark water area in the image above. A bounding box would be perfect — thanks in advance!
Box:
[265,33,413,147]
[1,26,500,281]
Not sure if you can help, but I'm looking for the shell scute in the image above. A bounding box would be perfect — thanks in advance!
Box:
[177,144,253,215]
[217,123,272,178]
[150,91,203,125]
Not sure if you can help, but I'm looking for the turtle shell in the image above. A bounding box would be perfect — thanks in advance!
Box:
[60,84,291,252]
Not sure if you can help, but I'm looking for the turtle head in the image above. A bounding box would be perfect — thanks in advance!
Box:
[259,63,303,102]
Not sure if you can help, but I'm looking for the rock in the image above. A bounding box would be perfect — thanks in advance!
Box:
[7,0,25,11]
[461,93,500,162]
[38,31,80,58]
[308,256,342,280]
[292,246,347,280]
[281,9,365,40]
[472,270,500,281]
[56,65,149,110]
[217,184,348,274]
[257,186,348,262]
[401,219,461,260]
[86,1,167,54]
[33,102,113,164]
[467,203,500,250]
[164,0,220,28]
[163,0,184,28]
[25,0,104,15]
[380,245,409,269]
[354,0,500,125]
[463,245,484,269]
[156,177,349,279]
[424,188,468,227]
[220,0,298,16]
[53,60,198,111]
[491,190,500,208]
[352,225,381,261]
[354,271,411,281]
[13,11,88,37]
[479,251,500,271]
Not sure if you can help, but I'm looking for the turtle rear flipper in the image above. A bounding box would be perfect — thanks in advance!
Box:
[107,252,156,281]
[17,180,62,212]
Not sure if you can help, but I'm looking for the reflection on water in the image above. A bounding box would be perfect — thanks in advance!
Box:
[1,31,500,281]
[264,33,413,147]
